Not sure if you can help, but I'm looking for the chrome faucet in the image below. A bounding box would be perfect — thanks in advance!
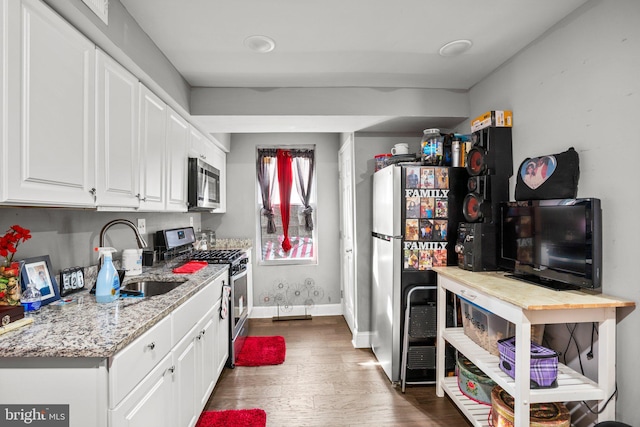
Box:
[99,219,148,249]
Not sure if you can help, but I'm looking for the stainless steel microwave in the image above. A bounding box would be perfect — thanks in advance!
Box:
[188,157,221,210]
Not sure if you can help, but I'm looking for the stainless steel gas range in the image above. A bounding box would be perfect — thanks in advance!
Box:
[190,248,250,368]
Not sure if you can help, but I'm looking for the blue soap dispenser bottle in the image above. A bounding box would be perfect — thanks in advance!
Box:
[95,247,120,303]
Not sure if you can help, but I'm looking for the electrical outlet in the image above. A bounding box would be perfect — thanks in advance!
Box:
[137,219,146,235]
[189,217,194,227]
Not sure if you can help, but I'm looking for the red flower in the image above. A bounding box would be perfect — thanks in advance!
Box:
[0,224,32,264]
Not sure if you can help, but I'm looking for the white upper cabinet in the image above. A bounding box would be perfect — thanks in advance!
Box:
[189,125,227,213]
[165,108,189,212]
[138,88,188,212]
[96,49,140,209]
[138,84,167,211]
[2,0,96,206]
[188,125,207,161]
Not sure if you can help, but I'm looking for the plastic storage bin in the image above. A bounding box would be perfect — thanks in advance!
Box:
[459,297,545,356]
[460,297,511,355]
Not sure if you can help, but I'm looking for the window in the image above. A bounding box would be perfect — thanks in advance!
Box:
[256,147,316,264]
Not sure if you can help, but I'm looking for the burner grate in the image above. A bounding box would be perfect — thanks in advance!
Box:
[190,249,244,263]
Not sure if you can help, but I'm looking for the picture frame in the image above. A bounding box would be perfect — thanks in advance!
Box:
[20,255,60,306]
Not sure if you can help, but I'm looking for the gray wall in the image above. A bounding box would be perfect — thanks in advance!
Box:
[351,135,423,333]
[0,209,201,276]
[201,133,341,309]
[458,0,639,423]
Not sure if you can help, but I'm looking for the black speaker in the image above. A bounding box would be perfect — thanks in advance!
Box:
[455,222,497,271]
[463,127,513,223]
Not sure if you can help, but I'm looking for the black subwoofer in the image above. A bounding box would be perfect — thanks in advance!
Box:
[462,127,513,223]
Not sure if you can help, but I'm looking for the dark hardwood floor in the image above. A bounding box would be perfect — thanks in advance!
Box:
[204,315,472,427]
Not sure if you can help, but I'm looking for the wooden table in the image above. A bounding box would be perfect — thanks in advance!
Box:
[433,267,635,427]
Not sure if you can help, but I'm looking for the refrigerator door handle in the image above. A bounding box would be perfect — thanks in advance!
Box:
[372,232,402,240]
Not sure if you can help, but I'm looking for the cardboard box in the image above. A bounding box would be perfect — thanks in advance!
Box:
[471,110,513,132]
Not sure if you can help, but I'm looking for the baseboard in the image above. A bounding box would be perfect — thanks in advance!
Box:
[249,303,343,319]
[351,329,372,349]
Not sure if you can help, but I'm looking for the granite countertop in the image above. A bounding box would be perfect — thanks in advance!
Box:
[0,263,228,359]
[209,238,252,250]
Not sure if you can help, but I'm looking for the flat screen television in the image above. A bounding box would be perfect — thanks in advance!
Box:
[498,198,602,291]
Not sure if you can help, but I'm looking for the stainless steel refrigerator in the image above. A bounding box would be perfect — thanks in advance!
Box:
[371,164,467,383]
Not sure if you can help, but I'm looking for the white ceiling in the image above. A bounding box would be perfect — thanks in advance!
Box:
[119,0,589,133]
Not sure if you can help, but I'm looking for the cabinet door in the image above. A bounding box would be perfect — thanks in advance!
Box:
[96,49,140,208]
[4,0,96,206]
[197,305,217,410]
[138,84,166,211]
[173,326,199,427]
[188,125,206,160]
[165,107,188,212]
[215,294,230,379]
[110,353,174,427]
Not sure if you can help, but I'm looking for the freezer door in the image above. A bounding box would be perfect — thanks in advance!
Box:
[371,234,402,382]
[372,166,401,237]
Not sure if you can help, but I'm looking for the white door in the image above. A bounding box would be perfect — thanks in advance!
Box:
[96,49,140,208]
[338,135,356,334]
[5,0,96,206]
[138,84,166,211]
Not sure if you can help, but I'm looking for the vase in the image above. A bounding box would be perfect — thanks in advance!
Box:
[0,259,22,306]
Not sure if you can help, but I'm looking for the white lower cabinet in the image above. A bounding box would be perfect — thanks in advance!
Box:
[174,305,219,427]
[109,273,229,427]
[198,304,219,409]
[110,353,175,427]
[174,323,200,427]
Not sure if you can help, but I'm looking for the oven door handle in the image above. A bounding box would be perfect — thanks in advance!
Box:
[232,266,248,280]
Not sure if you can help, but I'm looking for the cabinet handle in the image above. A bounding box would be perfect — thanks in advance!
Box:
[163,366,175,376]
[197,329,206,340]
[136,193,146,202]
[460,289,477,301]
[89,188,96,202]
[147,342,156,350]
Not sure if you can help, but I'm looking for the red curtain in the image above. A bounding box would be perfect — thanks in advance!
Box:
[276,149,293,252]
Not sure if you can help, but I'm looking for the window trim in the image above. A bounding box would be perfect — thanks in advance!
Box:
[255,145,318,266]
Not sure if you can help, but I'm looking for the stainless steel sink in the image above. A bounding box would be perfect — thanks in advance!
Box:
[121,279,187,298]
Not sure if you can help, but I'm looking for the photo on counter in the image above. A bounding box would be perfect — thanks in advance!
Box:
[21,255,61,306]
[404,249,419,270]
[420,167,435,189]
[405,167,420,188]
[405,219,419,240]
[420,197,434,218]
[435,168,449,189]
[435,197,448,218]
[406,196,420,218]
[419,219,433,240]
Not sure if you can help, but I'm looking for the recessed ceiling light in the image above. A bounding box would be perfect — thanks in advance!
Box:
[244,35,276,53]
[438,39,473,57]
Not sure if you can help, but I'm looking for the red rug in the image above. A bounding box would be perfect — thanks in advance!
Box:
[235,335,286,366]
[195,409,266,427]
